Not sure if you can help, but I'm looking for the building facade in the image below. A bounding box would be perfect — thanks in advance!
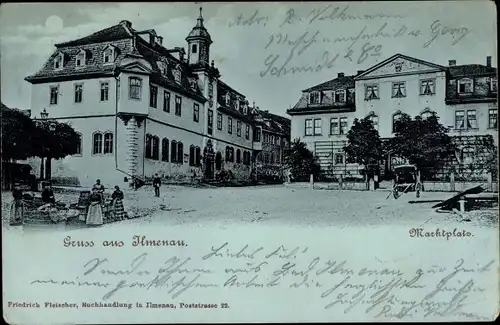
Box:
[288,53,497,180]
[25,10,290,187]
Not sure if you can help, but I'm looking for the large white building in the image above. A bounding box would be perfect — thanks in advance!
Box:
[288,53,497,180]
[25,10,290,187]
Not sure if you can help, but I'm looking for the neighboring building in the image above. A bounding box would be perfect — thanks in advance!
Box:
[250,105,291,176]
[24,9,288,187]
[288,53,498,180]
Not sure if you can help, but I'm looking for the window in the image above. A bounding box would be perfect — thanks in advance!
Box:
[314,118,322,135]
[365,84,379,100]
[489,109,497,128]
[129,77,142,99]
[163,91,170,112]
[104,132,113,154]
[228,117,233,134]
[237,121,242,137]
[225,147,234,162]
[263,133,269,143]
[195,147,201,166]
[369,114,379,130]
[335,153,344,165]
[76,51,85,67]
[420,79,435,95]
[171,140,177,163]
[462,147,475,164]
[270,153,275,164]
[193,103,199,122]
[491,77,498,93]
[92,133,103,154]
[305,119,313,136]
[145,134,159,159]
[207,109,213,135]
[392,82,406,98]
[150,85,158,108]
[100,82,109,101]
[50,86,59,105]
[174,68,181,83]
[103,48,114,64]
[177,142,184,164]
[190,145,196,166]
[245,124,250,140]
[309,92,320,104]
[74,84,83,103]
[175,96,182,116]
[162,138,169,161]
[393,113,402,133]
[254,128,261,142]
[54,54,63,70]
[236,149,241,163]
[217,113,223,130]
[340,117,348,135]
[458,78,473,93]
[192,44,197,54]
[455,111,465,129]
[330,118,339,135]
[466,110,477,129]
[335,90,346,103]
[75,133,82,155]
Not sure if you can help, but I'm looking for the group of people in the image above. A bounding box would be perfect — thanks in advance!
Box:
[9,182,56,226]
[81,179,126,226]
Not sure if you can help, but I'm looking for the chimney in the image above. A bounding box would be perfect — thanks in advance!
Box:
[486,56,492,68]
[338,72,345,78]
[449,60,456,67]
[119,20,132,28]
[157,36,163,46]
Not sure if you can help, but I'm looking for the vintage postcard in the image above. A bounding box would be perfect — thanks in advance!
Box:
[1,1,498,323]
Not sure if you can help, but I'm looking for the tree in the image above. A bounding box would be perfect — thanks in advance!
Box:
[283,138,321,181]
[387,113,456,177]
[1,103,37,161]
[343,117,383,178]
[32,120,81,180]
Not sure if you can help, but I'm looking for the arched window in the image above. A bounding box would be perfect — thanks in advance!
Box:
[75,132,82,155]
[54,53,64,70]
[145,134,152,159]
[195,146,201,166]
[171,140,177,163]
[225,147,230,161]
[76,50,86,68]
[461,147,475,164]
[103,46,115,64]
[152,136,159,160]
[367,113,379,130]
[189,145,195,166]
[162,138,169,162]
[236,149,241,163]
[270,152,275,164]
[92,132,103,154]
[177,142,184,164]
[104,132,113,154]
[392,112,403,133]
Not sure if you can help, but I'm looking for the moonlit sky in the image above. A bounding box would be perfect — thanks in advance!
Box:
[0,2,496,117]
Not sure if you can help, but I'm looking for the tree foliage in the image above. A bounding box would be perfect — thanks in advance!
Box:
[284,138,321,181]
[343,117,383,172]
[1,104,37,161]
[387,113,456,172]
[32,120,80,160]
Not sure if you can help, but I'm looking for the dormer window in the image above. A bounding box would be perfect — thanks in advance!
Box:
[309,91,320,104]
[173,65,182,83]
[334,90,346,103]
[103,46,116,65]
[189,79,197,90]
[225,93,231,106]
[54,53,64,70]
[458,78,473,93]
[76,50,86,68]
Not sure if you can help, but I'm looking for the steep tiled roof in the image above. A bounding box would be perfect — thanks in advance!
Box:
[303,75,355,92]
[55,23,133,48]
[448,64,497,77]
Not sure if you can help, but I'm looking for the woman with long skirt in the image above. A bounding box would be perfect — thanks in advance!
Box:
[111,186,126,221]
[9,183,24,226]
[86,188,103,226]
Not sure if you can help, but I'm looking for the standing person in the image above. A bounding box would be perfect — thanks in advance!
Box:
[111,186,126,221]
[41,182,55,204]
[86,188,103,226]
[10,183,24,226]
[153,173,161,197]
[93,179,105,196]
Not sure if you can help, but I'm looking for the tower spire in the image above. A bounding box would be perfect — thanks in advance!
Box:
[197,6,204,26]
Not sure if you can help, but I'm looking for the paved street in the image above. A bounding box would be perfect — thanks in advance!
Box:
[4,185,495,231]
